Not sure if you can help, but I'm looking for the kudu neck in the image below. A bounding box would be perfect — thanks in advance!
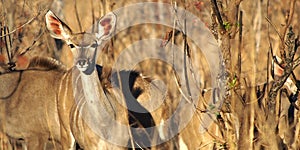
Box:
[78,66,106,107]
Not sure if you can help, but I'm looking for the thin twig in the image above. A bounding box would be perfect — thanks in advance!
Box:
[91,0,95,32]
[268,28,299,113]
[265,17,284,44]
[279,0,296,61]
[7,27,13,56]
[169,1,196,104]
[182,0,192,102]
[281,0,296,43]
[19,28,44,56]
[4,27,12,63]
[266,50,270,108]
[211,0,225,33]
[266,0,271,106]
[74,0,82,32]
[237,10,242,82]
[0,12,40,38]
[0,25,3,54]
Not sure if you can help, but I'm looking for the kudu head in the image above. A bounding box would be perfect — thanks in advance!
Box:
[45,10,116,75]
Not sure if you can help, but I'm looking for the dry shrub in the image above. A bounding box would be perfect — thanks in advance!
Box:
[1,0,300,149]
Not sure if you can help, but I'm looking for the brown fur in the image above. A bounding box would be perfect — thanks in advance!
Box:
[44,10,172,149]
[58,68,130,149]
[0,57,67,149]
[28,56,66,71]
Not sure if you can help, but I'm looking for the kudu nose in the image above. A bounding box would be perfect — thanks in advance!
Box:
[77,59,86,67]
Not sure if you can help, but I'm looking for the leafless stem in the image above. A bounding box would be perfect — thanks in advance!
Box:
[90,0,95,32]
[0,12,40,38]
[279,0,296,61]
[265,17,284,44]
[0,25,3,54]
[3,26,12,63]
[237,10,242,81]
[182,0,192,102]
[210,0,225,33]
[283,0,296,39]
[169,1,193,104]
[268,28,299,113]
[19,27,44,56]
[74,0,82,32]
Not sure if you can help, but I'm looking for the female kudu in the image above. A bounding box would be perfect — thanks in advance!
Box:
[0,10,159,150]
[45,11,132,149]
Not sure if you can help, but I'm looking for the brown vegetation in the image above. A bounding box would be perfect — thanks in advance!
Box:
[1,0,300,149]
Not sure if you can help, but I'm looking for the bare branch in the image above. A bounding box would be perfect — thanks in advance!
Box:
[282,0,296,38]
[268,27,299,113]
[19,28,44,56]
[90,0,95,32]
[237,10,242,78]
[74,0,82,32]
[0,12,40,38]
[279,0,296,61]
[210,0,225,33]
[265,17,284,44]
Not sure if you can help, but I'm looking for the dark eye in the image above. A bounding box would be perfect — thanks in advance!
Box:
[91,43,98,48]
[68,44,75,48]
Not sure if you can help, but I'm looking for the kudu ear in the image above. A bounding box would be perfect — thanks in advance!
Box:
[0,54,5,64]
[45,10,72,40]
[271,56,283,79]
[272,56,298,94]
[15,55,29,69]
[273,63,283,78]
[96,12,116,41]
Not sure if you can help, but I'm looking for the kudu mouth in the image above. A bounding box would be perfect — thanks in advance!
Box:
[82,59,95,75]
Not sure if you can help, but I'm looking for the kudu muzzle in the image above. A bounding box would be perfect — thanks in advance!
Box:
[75,43,98,75]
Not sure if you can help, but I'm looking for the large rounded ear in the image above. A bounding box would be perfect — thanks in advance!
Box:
[96,12,116,41]
[45,10,72,40]
[271,56,283,79]
[0,54,6,64]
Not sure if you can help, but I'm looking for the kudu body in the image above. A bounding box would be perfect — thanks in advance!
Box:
[0,58,157,149]
[0,57,66,149]
[46,11,151,149]
[1,10,161,150]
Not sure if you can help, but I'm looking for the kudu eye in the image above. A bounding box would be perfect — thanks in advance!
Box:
[68,44,75,48]
[91,43,98,48]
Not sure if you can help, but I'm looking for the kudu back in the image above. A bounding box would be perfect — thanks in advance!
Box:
[0,57,66,149]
